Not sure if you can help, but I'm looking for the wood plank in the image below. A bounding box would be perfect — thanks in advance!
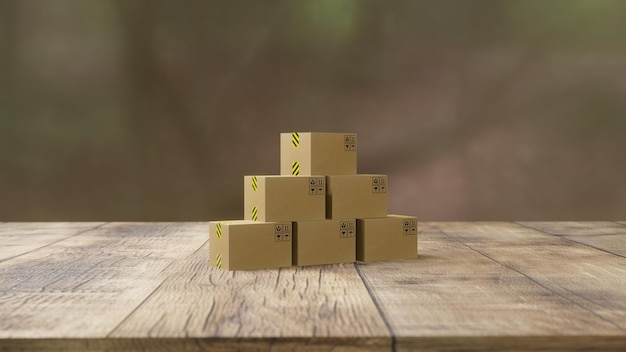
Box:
[0,222,207,340]
[358,222,626,352]
[0,337,391,352]
[518,222,626,257]
[110,241,390,351]
[435,222,626,341]
[394,336,626,352]
[0,222,104,261]
[559,234,626,257]
[517,221,626,236]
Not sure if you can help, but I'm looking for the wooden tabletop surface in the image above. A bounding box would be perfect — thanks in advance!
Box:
[1,221,625,351]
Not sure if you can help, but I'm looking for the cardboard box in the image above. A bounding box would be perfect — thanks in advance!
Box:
[326,174,388,219]
[244,175,326,222]
[280,132,357,176]
[356,215,418,262]
[293,219,356,266]
[209,220,293,270]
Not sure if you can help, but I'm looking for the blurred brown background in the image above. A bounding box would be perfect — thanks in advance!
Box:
[1,0,625,221]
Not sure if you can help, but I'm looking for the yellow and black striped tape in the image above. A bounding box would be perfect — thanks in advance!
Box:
[216,222,222,239]
[251,206,258,221]
[292,161,300,176]
[251,176,257,191]
[291,132,300,147]
[216,253,222,269]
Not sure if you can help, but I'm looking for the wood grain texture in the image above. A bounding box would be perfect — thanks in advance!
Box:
[435,223,626,323]
[0,222,104,262]
[358,222,626,351]
[518,222,626,257]
[435,222,626,349]
[0,222,207,340]
[110,241,390,351]
[2,222,626,351]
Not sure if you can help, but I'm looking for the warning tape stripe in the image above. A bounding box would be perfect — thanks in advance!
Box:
[291,132,300,147]
[292,161,300,176]
[251,176,257,191]
[216,222,222,238]
[216,253,222,269]
[252,206,258,221]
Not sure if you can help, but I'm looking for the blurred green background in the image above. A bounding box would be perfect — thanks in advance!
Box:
[1,0,625,221]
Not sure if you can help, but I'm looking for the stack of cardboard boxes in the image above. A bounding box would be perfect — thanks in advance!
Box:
[209,132,418,270]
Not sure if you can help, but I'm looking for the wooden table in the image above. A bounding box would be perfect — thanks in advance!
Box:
[1,222,625,351]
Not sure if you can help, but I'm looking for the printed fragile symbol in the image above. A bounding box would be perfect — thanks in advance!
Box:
[251,176,258,191]
[216,253,223,269]
[292,162,300,176]
[372,177,382,193]
[251,206,258,221]
[216,222,222,239]
[291,132,300,147]
[344,135,357,151]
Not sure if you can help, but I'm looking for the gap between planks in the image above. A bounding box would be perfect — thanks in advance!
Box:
[515,222,626,259]
[435,226,625,333]
[0,222,210,340]
[434,222,626,334]
[355,222,626,351]
[106,239,209,338]
[108,234,390,350]
[0,222,108,264]
[355,263,396,351]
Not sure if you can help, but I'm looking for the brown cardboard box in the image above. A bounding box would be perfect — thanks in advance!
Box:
[356,215,418,262]
[244,175,326,222]
[326,174,388,219]
[209,220,293,270]
[293,219,356,266]
[280,132,357,176]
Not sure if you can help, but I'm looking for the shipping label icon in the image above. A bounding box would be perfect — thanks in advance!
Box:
[403,219,418,235]
[339,220,356,238]
[308,177,325,195]
[274,222,292,242]
[344,134,357,151]
[372,176,388,193]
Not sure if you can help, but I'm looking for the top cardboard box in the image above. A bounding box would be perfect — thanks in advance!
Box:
[281,132,357,176]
